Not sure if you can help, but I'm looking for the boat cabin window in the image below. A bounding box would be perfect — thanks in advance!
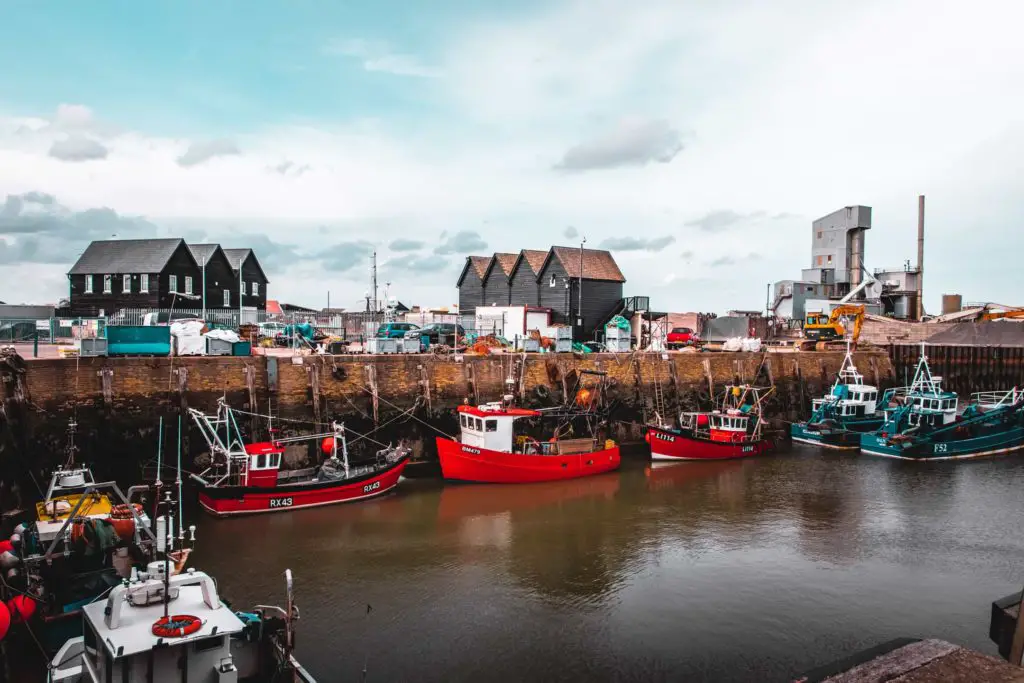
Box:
[485,419,497,432]
[460,414,468,428]
[250,453,281,470]
[475,418,483,431]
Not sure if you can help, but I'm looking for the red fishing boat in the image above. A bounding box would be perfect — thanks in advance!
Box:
[436,370,621,483]
[645,384,775,461]
[188,400,410,516]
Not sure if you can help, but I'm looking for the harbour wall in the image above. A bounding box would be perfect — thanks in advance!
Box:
[888,344,1024,397]
[0,350,895,488]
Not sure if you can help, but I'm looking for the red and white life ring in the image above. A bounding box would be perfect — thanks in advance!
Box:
[151,614,202,638]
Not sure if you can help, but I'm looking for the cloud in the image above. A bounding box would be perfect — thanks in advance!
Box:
[708,253,760,268]
[389,238,425,252]
[599,235,676,252]
[326,39,442,78]
[0,192,154,238]
[685,210,767,232]
[319,241,375,272]
[384,254,450,273]
[48,136,108,162]
[434,230,487,255]
[53,104,95,129]
[270,160,310,177]
[177,139,240,167]
[564,226,578,239]
[554,119,684,172]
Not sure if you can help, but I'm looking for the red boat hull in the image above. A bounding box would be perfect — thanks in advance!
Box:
[197,458,408,517]
[646,426,771,461]
[436,438,620,483]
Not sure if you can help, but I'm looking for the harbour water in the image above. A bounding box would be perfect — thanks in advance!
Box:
[195,447,1024,682]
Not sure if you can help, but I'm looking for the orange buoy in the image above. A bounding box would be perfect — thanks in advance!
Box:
[321,437,335,455]
[575,388,592,407]
[0,601,10,641]
[7,595,36,624]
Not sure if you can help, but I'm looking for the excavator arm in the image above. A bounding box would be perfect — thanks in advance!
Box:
[827,304,866,346]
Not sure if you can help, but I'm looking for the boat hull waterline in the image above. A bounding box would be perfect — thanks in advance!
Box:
[647,427,772,461]
[790,418,884,451]
[197,457,408,516]
[860,427,1024,461]
[436,438,620,483]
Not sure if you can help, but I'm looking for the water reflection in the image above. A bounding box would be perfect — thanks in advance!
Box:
[192,449,1024,683]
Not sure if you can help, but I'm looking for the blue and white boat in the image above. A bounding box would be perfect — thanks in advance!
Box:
[791,345,885,450]
[860,345,1024,460]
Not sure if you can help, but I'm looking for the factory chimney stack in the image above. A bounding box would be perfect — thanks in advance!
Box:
[916,195,925,320]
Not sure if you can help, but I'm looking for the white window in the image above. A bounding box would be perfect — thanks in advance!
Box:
[252,281,259,296]
[241,281,247,296]
[84,275,93,294]
[103,274,112,293]
[549,274,557,287]
[184,276,193,295]
[140,274,149,293]
[122,274,131,292]
[169,274,178,293]
[223,289,230,306]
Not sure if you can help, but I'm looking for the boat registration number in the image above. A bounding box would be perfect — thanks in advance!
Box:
[363,481,381,494]
[742,446,753,453]
[462,447,481,454]
[934,443,949,454]
[269,497,293,508]
[654,433,675,443]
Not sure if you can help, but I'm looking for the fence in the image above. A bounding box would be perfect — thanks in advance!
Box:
[0,317,107,343]
[105,308,269,327]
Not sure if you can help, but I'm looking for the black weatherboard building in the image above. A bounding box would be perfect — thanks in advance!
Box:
[67,238,269,317]
[458,246,626,339]
[67,238,202,316]
[223,248,269,313]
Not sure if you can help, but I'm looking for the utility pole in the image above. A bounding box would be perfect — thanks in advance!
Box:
[578,237,586,338]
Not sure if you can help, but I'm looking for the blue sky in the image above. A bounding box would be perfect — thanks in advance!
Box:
[1,0,1022,312]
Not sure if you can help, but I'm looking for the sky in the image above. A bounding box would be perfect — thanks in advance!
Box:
[0,0,1022,314]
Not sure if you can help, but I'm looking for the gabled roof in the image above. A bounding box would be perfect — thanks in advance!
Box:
[223,248,269,284]
[508,249,548,280]
[540,246,625,283]
[187,244,228,267]
[483,252,518,283]
[68,238,194,275]
[457,256,491,287]
[266,299,283,316]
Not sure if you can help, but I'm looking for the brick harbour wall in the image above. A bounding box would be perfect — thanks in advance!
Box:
[0,350,894,491]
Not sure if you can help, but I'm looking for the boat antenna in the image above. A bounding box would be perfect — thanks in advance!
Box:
[176,414,184,540]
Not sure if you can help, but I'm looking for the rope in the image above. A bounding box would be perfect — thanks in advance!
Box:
[358,386,457,440]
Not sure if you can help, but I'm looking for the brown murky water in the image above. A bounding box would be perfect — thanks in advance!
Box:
[194,446,1024,682]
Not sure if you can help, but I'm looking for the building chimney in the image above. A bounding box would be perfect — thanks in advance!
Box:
[915,195,925,320]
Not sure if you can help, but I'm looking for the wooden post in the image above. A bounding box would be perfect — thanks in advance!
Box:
[1009,589,1024,666]
[702,358,714,398]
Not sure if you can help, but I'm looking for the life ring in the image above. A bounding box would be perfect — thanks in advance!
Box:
[534,385,550,399]
[152,614,202,638]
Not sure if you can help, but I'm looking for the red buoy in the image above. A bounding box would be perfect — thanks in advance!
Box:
[321,437,335,455]
[0,541,12,554]
[7,595,36,624]
[0,601,10,641]
[696,414,710,427]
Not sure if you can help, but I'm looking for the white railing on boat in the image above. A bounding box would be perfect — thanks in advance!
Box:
[972,388,1023,409]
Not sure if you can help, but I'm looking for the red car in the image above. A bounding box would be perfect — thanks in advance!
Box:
[667,327,700,348]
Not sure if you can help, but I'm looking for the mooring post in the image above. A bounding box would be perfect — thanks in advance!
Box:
[1009,588,1024,666]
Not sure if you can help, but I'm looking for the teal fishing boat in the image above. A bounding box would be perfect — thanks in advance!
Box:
[791,345,885,450]
[860,345,1024,460]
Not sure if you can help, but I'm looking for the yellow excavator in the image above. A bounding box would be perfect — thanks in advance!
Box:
[981,308,1024,321]
[802,304,865,350]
